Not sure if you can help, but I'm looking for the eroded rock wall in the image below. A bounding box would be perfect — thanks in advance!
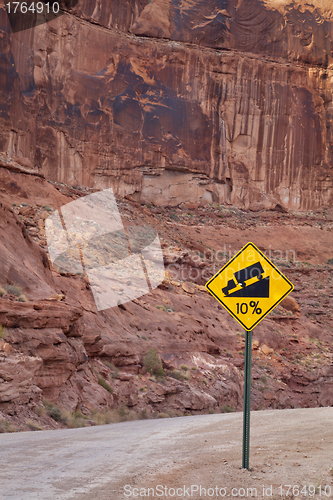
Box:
[1,0,333,209]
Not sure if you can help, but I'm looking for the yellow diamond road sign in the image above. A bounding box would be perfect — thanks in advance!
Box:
[205,242,294,331]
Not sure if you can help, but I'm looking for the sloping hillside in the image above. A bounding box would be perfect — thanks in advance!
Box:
[0,155,333,431]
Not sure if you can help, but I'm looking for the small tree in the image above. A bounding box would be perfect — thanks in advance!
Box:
[143,348,165,378]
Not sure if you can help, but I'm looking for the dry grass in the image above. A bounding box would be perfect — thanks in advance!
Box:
[157,412,170,418]
[33,405,46,417]
[97,377,113,394]
[42,399,146,428]
[0,325,7,339]
[166,369,190,381]
[17,294,28,302]
[90,409,117,425]
[0,284,28,302]
[61,410,88,428]
[0,420,17,433]
[103,360,119,378]
[92,368,114,393]
[1,404,182,434]
[4,284,24,297]
[43,400,64,422]
[221,405,234,413]
[26,419,44,431]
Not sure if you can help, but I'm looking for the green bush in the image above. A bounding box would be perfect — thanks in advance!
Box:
[98,377,114,394]
[43,400,63,422]
[143,348,165,378]
[221,405,234,413]
[92,367,114,393]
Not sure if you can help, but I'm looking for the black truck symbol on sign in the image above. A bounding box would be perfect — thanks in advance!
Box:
[222,262,269,298]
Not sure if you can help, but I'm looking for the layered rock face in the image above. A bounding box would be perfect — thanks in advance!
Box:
[1,0,333,210]
[1,163,333,426]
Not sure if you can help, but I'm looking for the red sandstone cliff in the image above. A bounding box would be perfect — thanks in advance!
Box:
[1,2,333,431]
[0,0,333,209]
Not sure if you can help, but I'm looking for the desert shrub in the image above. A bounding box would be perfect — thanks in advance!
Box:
[92,367,114,393]
[166,369,190,381]
[103,360,119,378]
[221,405,234,413]
[139,409,149,420]
[0,287,6,297]
[166,409,180,418]
[26,419,43,431]
[4,284,24,297]
[17,294,28,302]
[143,348,165,378]
[91,409,118,425]
[179,364,189,371]
[0,325,7,339]
[0,420,17,433]
[43,400,63,422]
[157,412,169,418]
[33,405,46,417]
[98,377,114,394]
[116,405,137,422]
[118,405,127,418]
[62,410,87,428]
[155,304,168,312]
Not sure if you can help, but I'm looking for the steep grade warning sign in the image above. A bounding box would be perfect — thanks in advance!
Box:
[205,242,294,330]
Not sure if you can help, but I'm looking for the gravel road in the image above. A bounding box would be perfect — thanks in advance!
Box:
[1,407,332,500]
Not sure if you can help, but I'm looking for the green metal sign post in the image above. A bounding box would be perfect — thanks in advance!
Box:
[205,242,294,470]
[242,330,252,470]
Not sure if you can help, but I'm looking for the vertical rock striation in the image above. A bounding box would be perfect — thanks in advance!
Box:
[0,0,333,209]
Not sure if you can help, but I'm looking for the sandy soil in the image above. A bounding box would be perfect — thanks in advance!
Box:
[101,407,333,500]
[1,407,332,500]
